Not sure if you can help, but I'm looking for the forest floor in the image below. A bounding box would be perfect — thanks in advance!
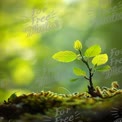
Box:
[0,82,122,122]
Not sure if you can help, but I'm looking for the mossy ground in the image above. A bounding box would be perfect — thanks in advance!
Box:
[0,82,122,122]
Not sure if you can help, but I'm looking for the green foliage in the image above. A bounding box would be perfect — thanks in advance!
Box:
[73,67,86,76]
[96,65,111,72]
[52,40,110,75]
[52,51,77,62]
[74,40,82,50]
[84,45,101,57]
[52,40,111,96]
[8,92,17,101]
[70,78,79,82]
[92,54,108,66]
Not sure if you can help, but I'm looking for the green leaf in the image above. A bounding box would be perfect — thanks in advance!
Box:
[84,45,101,57]
[52,51,77,62]
[73,67,86,76]
[8,92,17,101]
[70,78,79,82]
[96,65,111,72]
[74,40,82,50]
[92,54,108,66]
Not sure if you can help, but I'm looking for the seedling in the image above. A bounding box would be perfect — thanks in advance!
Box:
[52,40,111,97]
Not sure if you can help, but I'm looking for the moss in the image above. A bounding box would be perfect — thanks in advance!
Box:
[0,82,122,122]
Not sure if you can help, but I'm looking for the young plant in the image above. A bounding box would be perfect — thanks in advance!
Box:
[52,40,110,97]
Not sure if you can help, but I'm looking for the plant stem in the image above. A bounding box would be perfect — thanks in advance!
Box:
[79,50,97,96]
[89,68,94,89]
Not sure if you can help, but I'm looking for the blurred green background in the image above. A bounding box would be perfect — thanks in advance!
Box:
[0,0,122,102]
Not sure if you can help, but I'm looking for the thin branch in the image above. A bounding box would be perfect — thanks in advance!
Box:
[79,50,91,70]
[84,76,89,80]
